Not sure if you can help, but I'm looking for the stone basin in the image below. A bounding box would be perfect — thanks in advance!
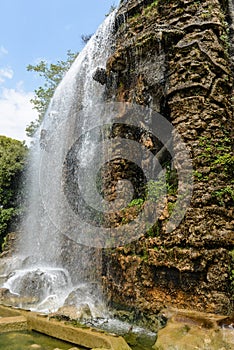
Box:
[0,304,131,350]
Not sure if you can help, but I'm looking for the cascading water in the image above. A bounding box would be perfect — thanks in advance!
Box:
[0,10,117,316]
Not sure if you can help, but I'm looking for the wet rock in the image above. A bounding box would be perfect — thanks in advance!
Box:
[64,285,97,306]
[63,283,106,320]
[8,270,49,300]
[124,329,156,349]
[0,288,10,298]
[1,268,70,310]
[153,308,234,350]
[36,295,59,312]
[93,67,107,85]
[102,0,234,316]
[76,303,92,321]
[0,287,39,307]
[56,304,92,321]
[111,307,162,332]
[217,313,234,329]
[154,321,234,350]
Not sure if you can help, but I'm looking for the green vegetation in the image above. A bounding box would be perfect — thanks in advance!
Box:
[0,136,28,249]
[141,249,149,262]
[147,166,178,201]
[120,164,178,238]
[212,185,234,206]
[197,135,234,206]
[213,152,234,172]
[229,250,234,294]
[220,26,230,52]
[128,198,144,208]
[145,222,161,238]
[168,201,176,215]
[143,0,158,16]
[198,135,234,176]
[193,170,203,179]
[26,50,78,136]
[146,177,167,202]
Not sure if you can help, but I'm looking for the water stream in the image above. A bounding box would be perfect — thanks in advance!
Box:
[1,10,117,316]
[0,6,158,349]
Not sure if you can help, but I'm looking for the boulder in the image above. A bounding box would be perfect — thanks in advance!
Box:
[56,304,92,321]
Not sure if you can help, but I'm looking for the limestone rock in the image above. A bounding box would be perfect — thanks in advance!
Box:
[0,287,39,307]
[56,304,92,321]
[102,0,234,316]
[93,67,107,85]
[154,321,234,350]
[153,308,234,350]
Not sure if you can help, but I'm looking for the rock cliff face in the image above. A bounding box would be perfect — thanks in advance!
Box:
[101,0,234,317]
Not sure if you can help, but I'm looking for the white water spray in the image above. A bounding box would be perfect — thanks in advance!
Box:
[1,11,117,316]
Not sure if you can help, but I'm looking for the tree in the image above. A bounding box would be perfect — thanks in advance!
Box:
[0,136,28,249]
[26,50,78,137]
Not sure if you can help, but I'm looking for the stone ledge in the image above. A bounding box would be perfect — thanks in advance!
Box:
[0,315,28,332]
[27,314,130,350]
[0,304,131,350]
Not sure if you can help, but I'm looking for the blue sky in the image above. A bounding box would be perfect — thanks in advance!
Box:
[0,0,119,142]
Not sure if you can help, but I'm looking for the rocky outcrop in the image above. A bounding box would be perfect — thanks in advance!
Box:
[0,232,17,258]
[93,67,107,85]
[101,0,234,317]
[153,308,234,350]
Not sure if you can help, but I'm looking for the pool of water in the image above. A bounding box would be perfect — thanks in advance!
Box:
[0,330,85,350]
[86,318,157,350]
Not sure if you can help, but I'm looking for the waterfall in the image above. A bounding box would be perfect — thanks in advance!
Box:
[0,10,117,315]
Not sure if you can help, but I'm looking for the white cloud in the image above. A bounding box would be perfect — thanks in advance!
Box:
[0,45,8,56]
[0,67,14,84]
[0,86,38,143]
